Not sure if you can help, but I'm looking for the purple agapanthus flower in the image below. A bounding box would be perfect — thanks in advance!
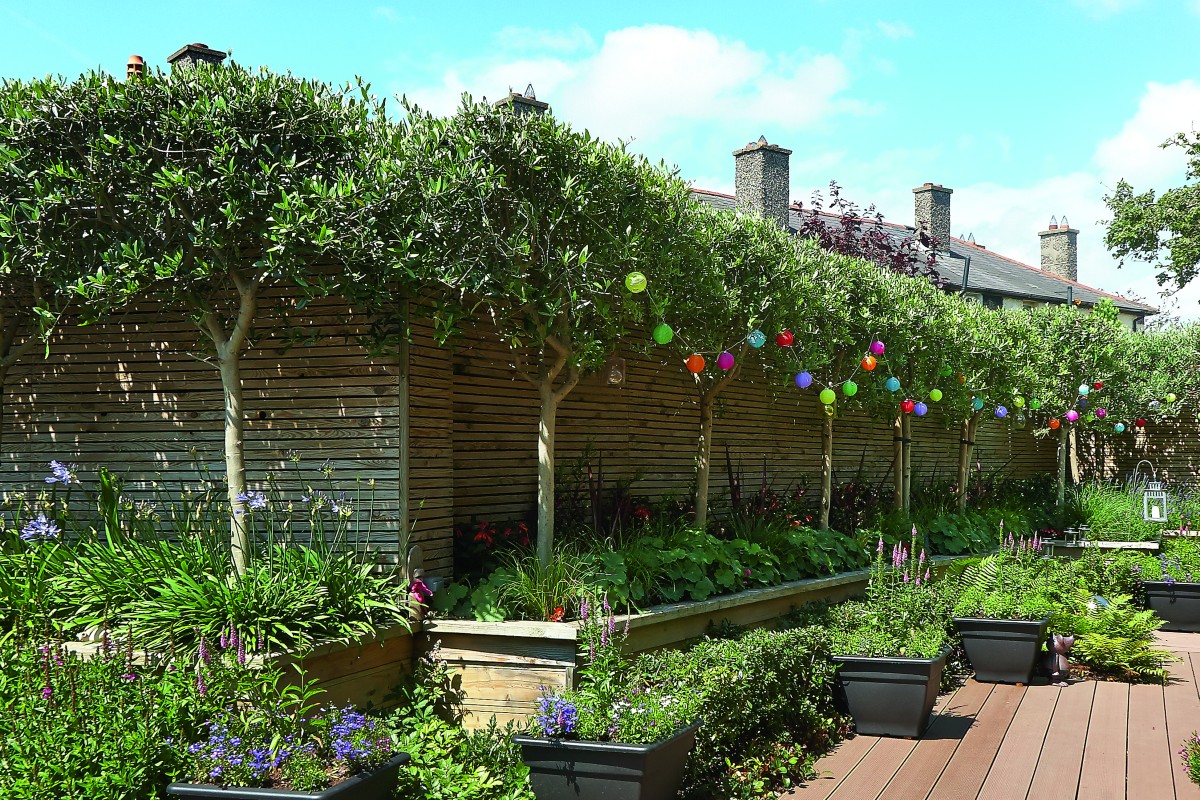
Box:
[536,695,579,737]
[234,491,268,512]
[20,514,61,541]
[44,460,80,486]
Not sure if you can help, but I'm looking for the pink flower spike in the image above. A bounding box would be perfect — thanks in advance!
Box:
[919,549,926,564]
[924,569,931,582]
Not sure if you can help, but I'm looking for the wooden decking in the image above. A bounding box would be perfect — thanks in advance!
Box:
[788,632,1200,800]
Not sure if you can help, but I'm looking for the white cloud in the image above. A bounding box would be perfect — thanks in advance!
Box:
[406,24,867,168]
[1093,80,1200,187]
[876,21,914,40]
[1071,0,1143,18]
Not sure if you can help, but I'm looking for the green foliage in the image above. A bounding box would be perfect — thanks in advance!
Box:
[825,534,952,659]
[1181,732,1200,788]
[631,628,846,800]
[952,543,1057,621]
[1141,537,1200,582]
[0,629,296,799]
[1076,482,1161,541]
[870,507,1025,555]
[1054,588,1175,682]
[388,652,533,800]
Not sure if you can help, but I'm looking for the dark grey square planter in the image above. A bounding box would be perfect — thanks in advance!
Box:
[953,617,1051,684]
[165,752,410,800]
[1144,581,1200,632]
[832,649,950,738]
[512,720,700,800]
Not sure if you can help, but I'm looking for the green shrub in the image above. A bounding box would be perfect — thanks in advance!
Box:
[1181,732,1200,788]
[1140,537,1200,583]
[952,539,1057,621]
[389,650,533,800]
[1077,482,1161,541]
[1052,588,1175,682]
[631,628,846,800]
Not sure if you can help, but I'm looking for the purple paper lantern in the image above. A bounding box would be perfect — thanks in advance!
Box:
[995,406,1008,419]
[914,402,928,417]
[1066,410,1080,422]
[870,340,886,356]
[795,371,813,389]
[1096,408,1107,419]
[717,351,736,371]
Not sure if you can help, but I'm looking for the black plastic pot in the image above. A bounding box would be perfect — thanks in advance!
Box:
[1144,581,1200,632]
[512,720,700,800]
[165,752,410,800]
[832,649,950,738]
[953,617,1051,684]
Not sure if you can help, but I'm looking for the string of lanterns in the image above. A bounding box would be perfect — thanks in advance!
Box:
[628,271,1181,435]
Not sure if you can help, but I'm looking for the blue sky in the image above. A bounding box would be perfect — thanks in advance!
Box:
[4,1,1200,317]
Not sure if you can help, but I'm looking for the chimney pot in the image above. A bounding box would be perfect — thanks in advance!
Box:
[913,183,953,252]
[733,136,792,228]
[126,55,145,81]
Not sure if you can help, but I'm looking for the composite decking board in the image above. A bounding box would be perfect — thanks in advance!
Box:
[876,679,996,800]
[792,734,881,800]
[976,683,1061,800]
[1025,681,1097,800]
[790,683,966,799]
[826,736,921,800]
[1126,682,1176,800]
[925,682,1024,800]
[1076,680,1129,800]
[1166,653,1200,800]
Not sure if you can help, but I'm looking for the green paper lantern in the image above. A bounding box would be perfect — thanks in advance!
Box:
[625,272,647,293]
[939,365,953,377]
[1013,396,1025,408]
[651,323,674,345]
[1030,399,1041,410]
[929,389,943,402]
[843,380,858,397]
[819,388,836,405]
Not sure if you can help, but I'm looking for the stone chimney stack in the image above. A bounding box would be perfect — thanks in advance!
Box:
[495,84,550,116]
[1039,216,1079,282]
[166,43,228,70]
[733,136,792,228]
[913,183,953,252]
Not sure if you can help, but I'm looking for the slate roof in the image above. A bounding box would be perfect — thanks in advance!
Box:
[690,188,1158,317]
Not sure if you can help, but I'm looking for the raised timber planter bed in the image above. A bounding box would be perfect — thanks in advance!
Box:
[513,721,700,800]
[832,649,950,738]
[1047,539,1160,560]
[1144,581,1200,632]
[953,617,1050,683]
[166,752,410,800]
[256,624,416,709]
[424,558,968,728]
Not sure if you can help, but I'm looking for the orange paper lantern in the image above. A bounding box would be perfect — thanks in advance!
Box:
[1048,418,1061,430]
[685,354,705,373]
[861,355,877,371]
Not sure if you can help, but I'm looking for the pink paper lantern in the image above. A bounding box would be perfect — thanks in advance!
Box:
[1065,410,1080,422]
[716,351,736,371]
[1096,408,1107,419]
[870,340,885,356]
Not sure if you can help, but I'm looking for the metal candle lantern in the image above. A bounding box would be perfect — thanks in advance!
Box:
[1135,460,1169,523]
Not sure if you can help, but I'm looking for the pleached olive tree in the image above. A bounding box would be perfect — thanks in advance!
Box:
[0,65,417,573]
[651,204,822,530]
[409,97,693,565]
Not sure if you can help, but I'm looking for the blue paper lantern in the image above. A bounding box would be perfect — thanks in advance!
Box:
[885,377,901,392]
[1078,384,1091,396]
[795,371,813,389]
[914,402,929,417]
[995,406,1008,419]
[747,330,767,348]
[971,397,984,412]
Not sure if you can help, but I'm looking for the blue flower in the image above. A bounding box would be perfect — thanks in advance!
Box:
[44,460,80,485]
[536,695,579,737]
[20,515,61,541]
[234,491,268,511]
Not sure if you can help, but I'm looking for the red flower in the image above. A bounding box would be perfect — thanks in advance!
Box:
[548,606,565,622]
[633,506,651,521]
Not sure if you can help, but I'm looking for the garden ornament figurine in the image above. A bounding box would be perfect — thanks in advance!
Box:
[1044,633,1075,686]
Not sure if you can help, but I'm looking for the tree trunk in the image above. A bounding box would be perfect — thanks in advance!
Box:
[819,411,833,530]
[902,413,913,510]
[1056,423,1069,509]
[218,352,251,576]
[957,417,976,512]
[694,395,715,531]
[536,380,558,567]
[891,415,904,512]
